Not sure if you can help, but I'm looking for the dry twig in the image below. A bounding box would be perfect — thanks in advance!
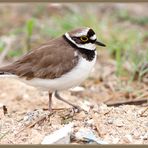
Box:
[15,111,55,136]
[90,111,103,138]
[106,98,148,107]
[140,107,148,117]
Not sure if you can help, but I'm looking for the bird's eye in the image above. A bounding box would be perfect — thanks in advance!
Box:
[80,36,88,42]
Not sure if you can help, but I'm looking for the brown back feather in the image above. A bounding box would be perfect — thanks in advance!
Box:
[0,37,79,80]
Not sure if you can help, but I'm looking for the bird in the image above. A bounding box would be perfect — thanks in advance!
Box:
[0,27,106,112]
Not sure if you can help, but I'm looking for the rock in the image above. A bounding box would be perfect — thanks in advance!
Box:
[41,122,74,144]
[75,128,108,144]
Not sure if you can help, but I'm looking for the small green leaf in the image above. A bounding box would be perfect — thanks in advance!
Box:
[26,19,35,37]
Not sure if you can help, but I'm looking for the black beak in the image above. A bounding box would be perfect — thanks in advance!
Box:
[95,40,106,47]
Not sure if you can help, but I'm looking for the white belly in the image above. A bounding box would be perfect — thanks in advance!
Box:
[20,54,97,91]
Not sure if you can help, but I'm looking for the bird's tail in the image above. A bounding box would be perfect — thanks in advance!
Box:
[0,65,16,78]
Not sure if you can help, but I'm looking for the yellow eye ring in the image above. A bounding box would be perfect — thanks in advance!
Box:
[80,36,88,42]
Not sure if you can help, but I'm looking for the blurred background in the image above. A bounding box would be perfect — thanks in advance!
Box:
[0,3,148,144]
[0,3,148,103]
[0,3,148,80]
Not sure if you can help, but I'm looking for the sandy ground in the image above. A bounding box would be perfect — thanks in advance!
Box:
[0,59,147,144]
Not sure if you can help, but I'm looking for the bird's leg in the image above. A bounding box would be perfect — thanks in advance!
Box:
[54,90,82,112]
[48,92,53,112]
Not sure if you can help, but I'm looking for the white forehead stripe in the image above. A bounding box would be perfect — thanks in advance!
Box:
[74,28,90,37]
[65,33,96,50]
[90,34,96,40]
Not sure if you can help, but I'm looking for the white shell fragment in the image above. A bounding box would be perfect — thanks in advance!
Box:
[0,103,4,108]
[75,128,108,144]
[79,101,92,112]
[41,122,74,144]
[69,86,85,92]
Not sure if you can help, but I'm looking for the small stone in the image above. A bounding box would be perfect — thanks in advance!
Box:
[79,101,91,112]
[111,136,120,144]
[86,119,94,126]
[140,133,148,140]
[114,119,124,127]
[107,119,114,124]
[41,122,74,144]
[123,135,133,143]
[69,86,85,92]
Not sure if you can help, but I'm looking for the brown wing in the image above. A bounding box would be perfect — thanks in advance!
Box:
[0,37,79,80]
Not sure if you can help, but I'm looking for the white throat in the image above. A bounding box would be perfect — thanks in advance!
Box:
[65,33,96,51]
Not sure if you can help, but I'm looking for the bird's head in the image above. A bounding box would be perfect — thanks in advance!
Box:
[64,27,106,51]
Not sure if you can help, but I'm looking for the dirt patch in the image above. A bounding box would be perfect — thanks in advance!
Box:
[0,62,147,144]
